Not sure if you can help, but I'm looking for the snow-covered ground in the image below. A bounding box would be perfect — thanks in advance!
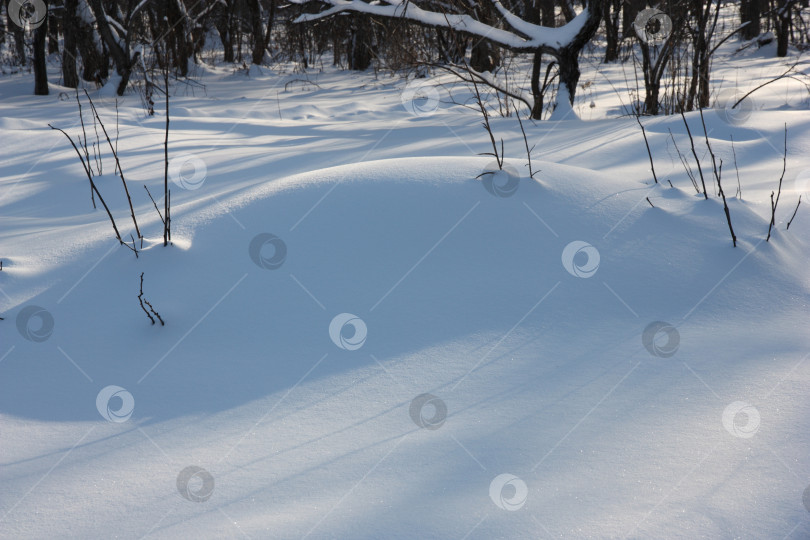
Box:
[1,45,810,539]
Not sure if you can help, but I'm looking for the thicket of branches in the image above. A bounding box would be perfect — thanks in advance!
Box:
[1,0,808,118]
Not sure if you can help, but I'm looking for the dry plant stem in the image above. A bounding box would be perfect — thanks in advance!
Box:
[128,233,139,258]
[730,134,742,198]
[636,115,658,183]
[679,109,708,199]
[732,61,800,109]
[164,64,171,246]
[716,159,737,247]
[91,102,102,175]
[697,107,736,247]
[83,90,142,240]
[786,196,801,230]
[138,272,164,325]
[432,62,533,113]
[49,124,123,244]
[767,124,788,241]
[646,197,654,207]
[167,189,171,243]
[115,100,120,175]
[467,61,502,169]
[697,107,720,188]
[138,272,154,324]
[144,185,165,223]
[668,127,699,193]
[75,89,95,208]
[514,104,537,179]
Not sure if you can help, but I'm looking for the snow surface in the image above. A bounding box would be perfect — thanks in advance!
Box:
[1,50,810,539]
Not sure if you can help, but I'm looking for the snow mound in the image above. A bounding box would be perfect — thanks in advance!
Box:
[3,155,809,538]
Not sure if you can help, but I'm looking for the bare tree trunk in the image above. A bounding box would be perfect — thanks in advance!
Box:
[775,0,796,57]
[640,41,661,115]
[540,0,554,26]
[470,39,499,72]
[348,15,372,70]
[165,0,192,76]
[62,0,79,88]
[248,0,266,64]
[75,12,106,83]
[603,0,621,62]
[215,1,235,63]
[33,1,49,96]
[87,0,131,94]
[559,0,576,22]
[622,0,644,37]
[263,0,276,54]
[740,0,762,40]
[530,50,544,119]
[523,0,540,24]
[7,9,26,63]
[469,2,500,73]
[554,5,602,105]
[437,29,466,63]
[47,7,59,54]
[686,0,717,111]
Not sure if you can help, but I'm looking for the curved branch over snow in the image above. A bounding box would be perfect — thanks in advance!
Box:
[296,0,591,53]
[293,0,603,109]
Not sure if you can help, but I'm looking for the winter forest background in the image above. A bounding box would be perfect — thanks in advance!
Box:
[2,1,810,539]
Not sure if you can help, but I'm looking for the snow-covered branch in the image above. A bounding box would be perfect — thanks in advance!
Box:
[294,0,593,55]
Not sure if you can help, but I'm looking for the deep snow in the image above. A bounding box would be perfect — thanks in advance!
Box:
[1,48,810,539]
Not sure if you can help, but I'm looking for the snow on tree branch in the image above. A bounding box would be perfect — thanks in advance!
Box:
[293,0,593,54]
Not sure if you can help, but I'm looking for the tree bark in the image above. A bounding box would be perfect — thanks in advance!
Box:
[47,7,59,54]
[75,10,107,83]
[214,1,235,63]
[603,0,620,62]
[62,0,79,88]
[348,15,372,70]
[86,0,131,94]
[553,3,602,105]
[248,0,266,65]
[740,0,762,40]
[530,50,544,119]
[7,9,26,62]
[775,1,796,57]
[33,1,49,96]
[470,39,500,73]
[622,0,644,38]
